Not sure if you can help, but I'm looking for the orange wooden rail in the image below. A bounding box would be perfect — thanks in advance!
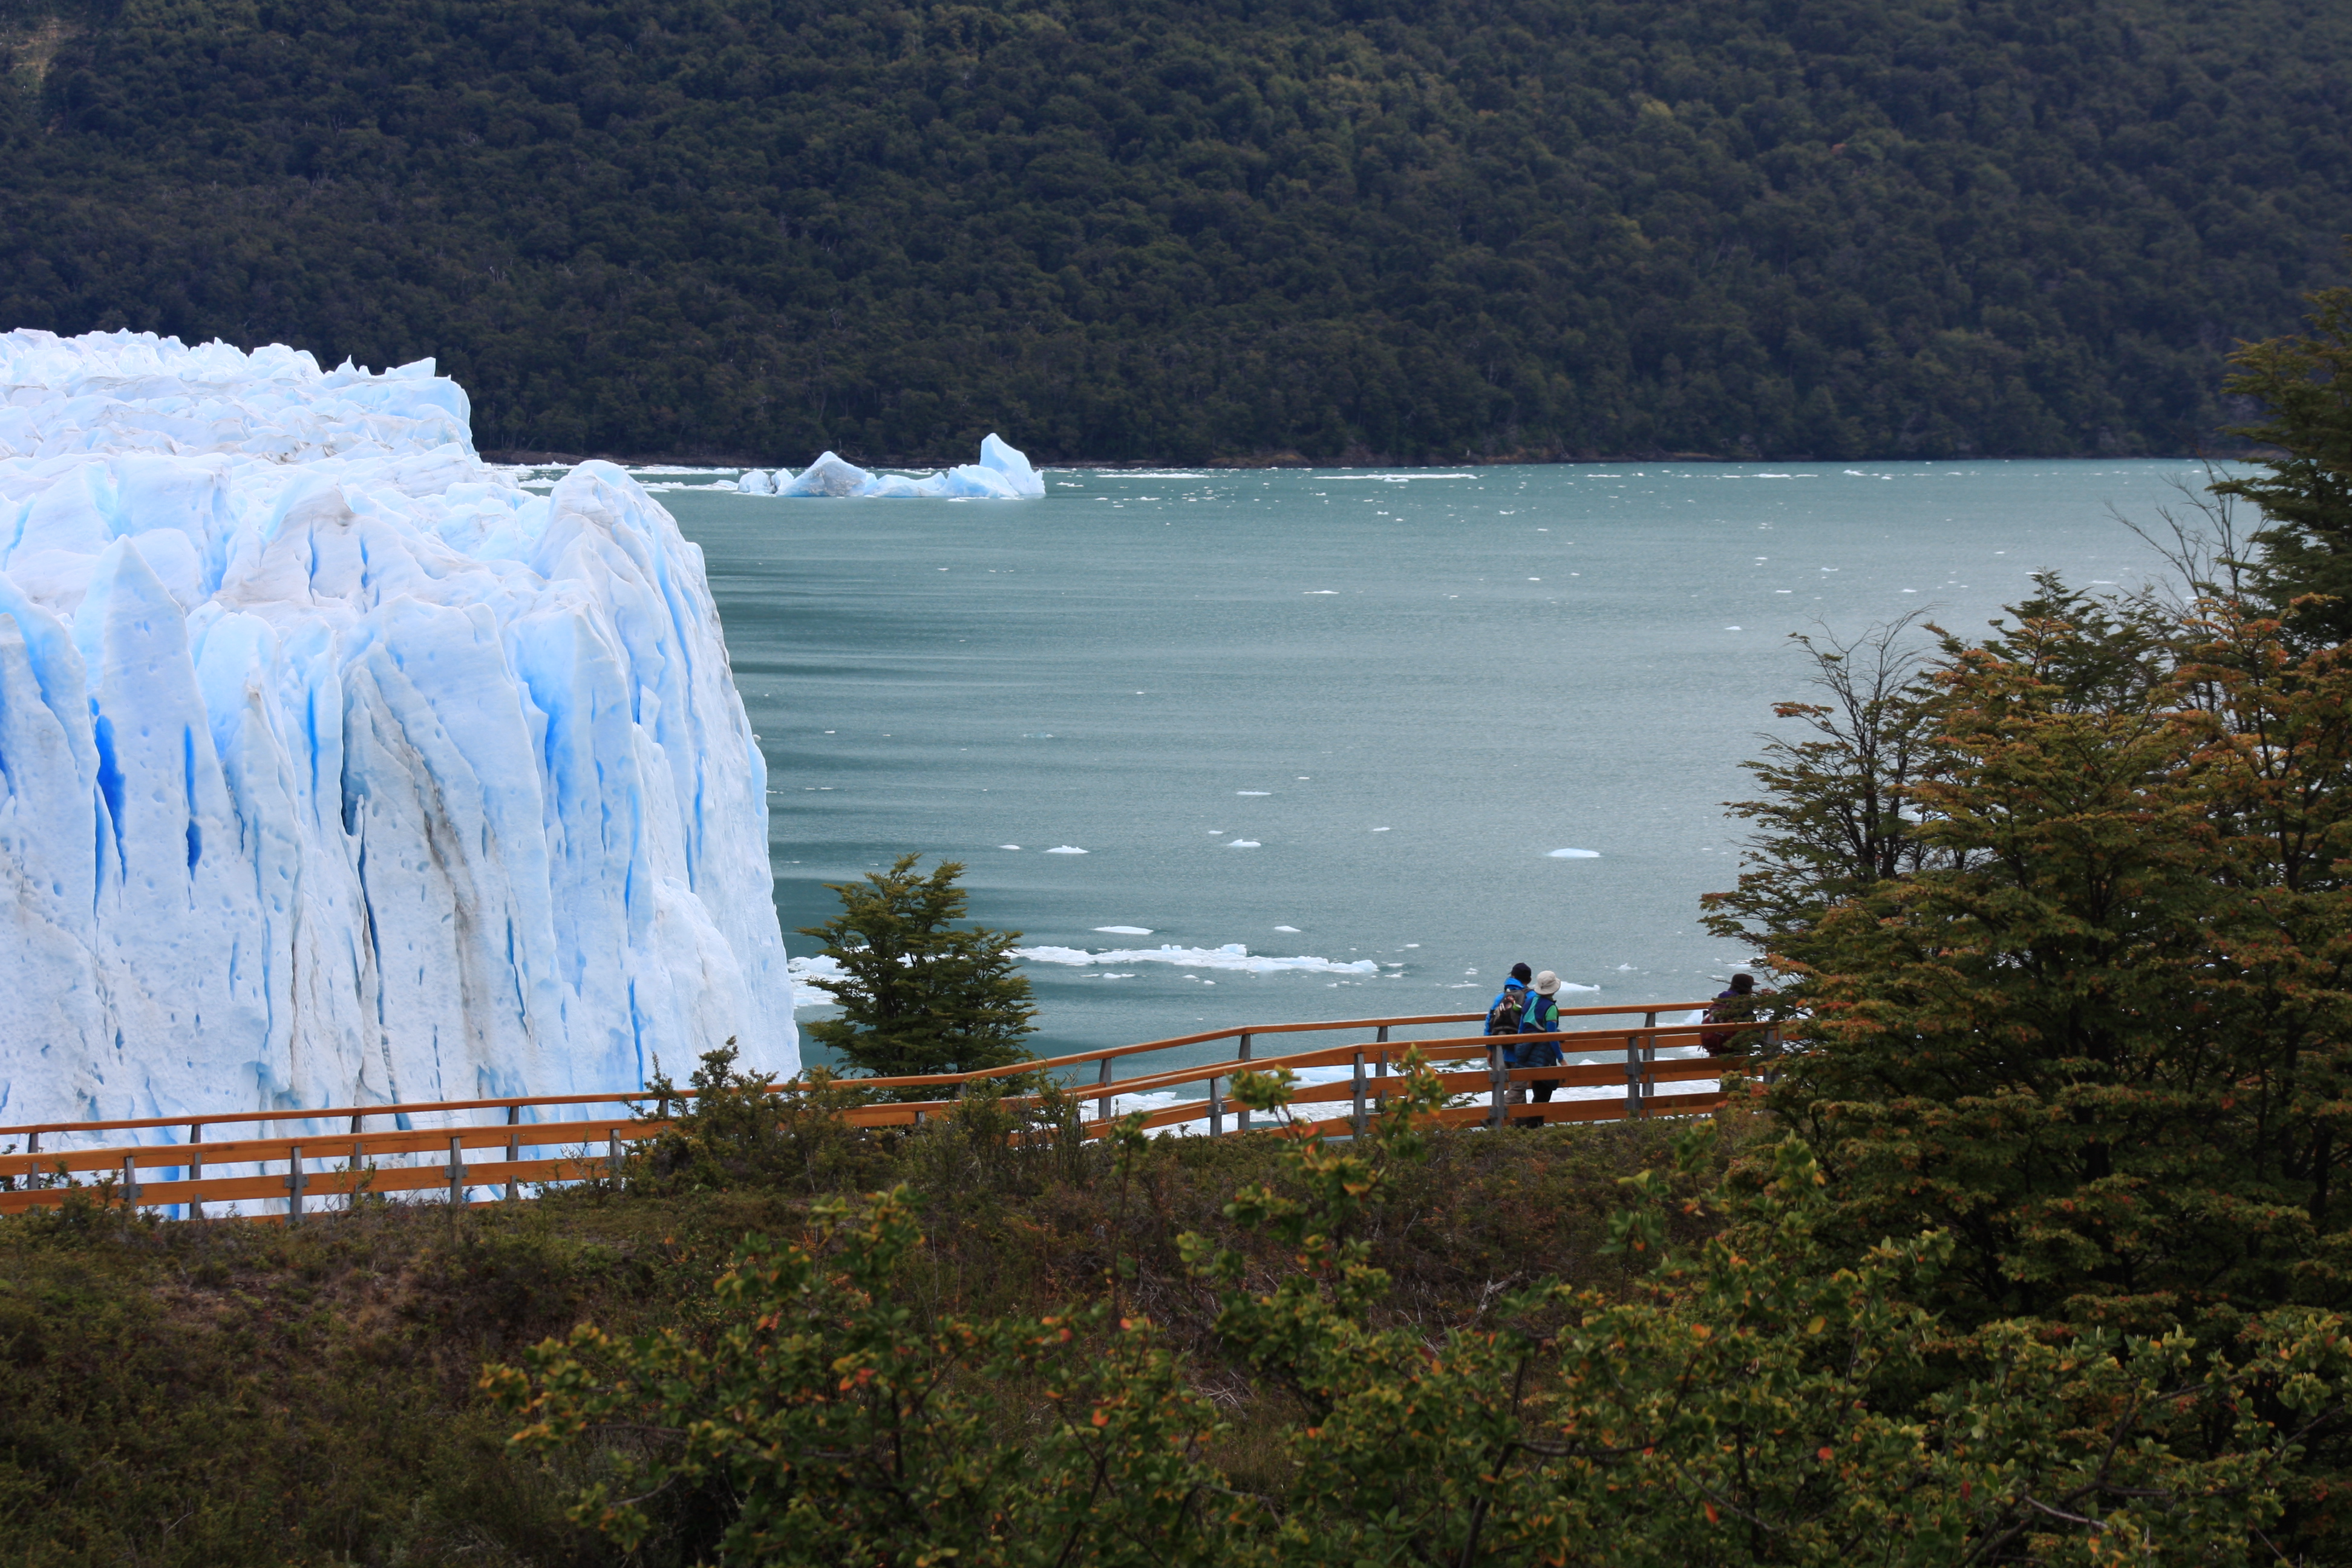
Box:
[0,1000,1769,1220]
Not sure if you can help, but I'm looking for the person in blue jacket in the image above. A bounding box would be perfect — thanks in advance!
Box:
[1484,963,1534,1034]
[1512,970,1566,1125]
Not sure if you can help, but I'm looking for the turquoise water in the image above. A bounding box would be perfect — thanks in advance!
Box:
[662,460,2222,1066]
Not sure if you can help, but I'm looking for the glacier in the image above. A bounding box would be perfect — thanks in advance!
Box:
[0,328,795,1128]
[736,434,1044,500]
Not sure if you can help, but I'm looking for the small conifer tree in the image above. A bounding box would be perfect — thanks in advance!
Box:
[797,854,1036,1086]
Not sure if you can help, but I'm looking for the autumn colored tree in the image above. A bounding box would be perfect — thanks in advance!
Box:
[2216,275,2352,641]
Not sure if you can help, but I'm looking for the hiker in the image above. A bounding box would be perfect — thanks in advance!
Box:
[1700,973,1763,1056]
[1484,963,1533,1036]
[1512,970,1567,1125]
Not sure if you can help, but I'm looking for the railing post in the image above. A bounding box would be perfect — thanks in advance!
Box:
[608,1132,624,1183]
[120,1154,139,1213]
[24,1130,37,1190]
[1207,1077,1223,1138]
[1624,1036,1642,1120]
[1489,1043,1506,1129]
[1236,1034,1252,1133]
[1097,1056,1113,1125]
[1376,1024,1390,1081]
[505,1104,520,1202]
[447,1135,464,1210]
[188,1122,204,1219]
[1351,1051,1367,1138]
[1642,1012,1658,1103]
[285,1145,305,1223]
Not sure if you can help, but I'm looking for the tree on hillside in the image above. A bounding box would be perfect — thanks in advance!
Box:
[1702,613,1947,943]
[798,854,1036,1088]
[1714,591,2352,1339]
[2216,275,2352,641]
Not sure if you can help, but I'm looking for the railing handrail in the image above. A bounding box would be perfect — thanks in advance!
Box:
[0,1001,1770,1218]
[0,1001,1724,1143]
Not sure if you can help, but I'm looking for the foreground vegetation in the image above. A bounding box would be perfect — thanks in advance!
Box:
[0,1088,1716,1566]
[3,0,2349,462]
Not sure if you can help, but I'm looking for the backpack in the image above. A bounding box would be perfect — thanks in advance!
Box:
[1484,986,1526,1035]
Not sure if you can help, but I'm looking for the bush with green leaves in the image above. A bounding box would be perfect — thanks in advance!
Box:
[633,1041,892,1197]
[494,1056,2352,1563]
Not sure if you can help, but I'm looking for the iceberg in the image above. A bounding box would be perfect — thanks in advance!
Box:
[0,329,795,1128]
[746,434,1044,500]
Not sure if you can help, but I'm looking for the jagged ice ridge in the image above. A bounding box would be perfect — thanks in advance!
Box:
[0,328,797,1128]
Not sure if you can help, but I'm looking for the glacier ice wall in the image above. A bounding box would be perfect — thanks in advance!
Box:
[0,329,795,1126]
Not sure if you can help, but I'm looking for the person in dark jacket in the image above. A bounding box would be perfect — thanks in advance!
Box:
[1700,973,1762,1056]
[1512,970,1567,1125]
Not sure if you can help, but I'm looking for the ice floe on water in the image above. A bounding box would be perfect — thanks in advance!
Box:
[0,330,794,1126]
[1548,848,1602,858]
[1094,926,1154,935]
[787,954,848,1007]
[719,436,1043,500]
[1227,840,1262,848]
[1044,845,1089,854]
[1016,943,1380,976]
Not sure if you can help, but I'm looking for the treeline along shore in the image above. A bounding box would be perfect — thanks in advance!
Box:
[2,0,2350,465]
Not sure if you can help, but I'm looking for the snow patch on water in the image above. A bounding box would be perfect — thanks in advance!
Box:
[1016,944,1380,975]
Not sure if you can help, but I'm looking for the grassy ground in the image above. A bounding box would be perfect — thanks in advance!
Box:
[0,1111,1745,1566]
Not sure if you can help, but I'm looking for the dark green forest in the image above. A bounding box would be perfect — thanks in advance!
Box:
[2,0,2349,465]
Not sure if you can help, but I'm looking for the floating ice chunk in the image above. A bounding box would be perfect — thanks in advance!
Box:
[788,954,848,1001]
[906,434,1042,498]
[1548,848,1601,858]
[780,452,870,497]
[1043,844,1088,854]
[1227,839,1261,848]
[764,434,1043,500]
[1304,589,1338,595]
[1274,925,1300,932]
[998,843,1022,850]
[1015,943,1379,976]
[737,469,776,495]
[1235,790,1270,795]
[1371,826,1391,832]
[1094,925,1154,935]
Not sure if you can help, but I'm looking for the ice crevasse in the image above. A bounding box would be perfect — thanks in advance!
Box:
[0,328,796,1128]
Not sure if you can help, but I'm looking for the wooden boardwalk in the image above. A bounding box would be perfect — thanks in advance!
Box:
[0,1000,1763,1221]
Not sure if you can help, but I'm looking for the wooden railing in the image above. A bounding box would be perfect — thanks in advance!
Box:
[0,1000,1766,1221]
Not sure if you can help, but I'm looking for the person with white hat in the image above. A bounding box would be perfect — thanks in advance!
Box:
[1511,970,1567,1126]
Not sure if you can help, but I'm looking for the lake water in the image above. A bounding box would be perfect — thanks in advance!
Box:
[658,460,2224,1069]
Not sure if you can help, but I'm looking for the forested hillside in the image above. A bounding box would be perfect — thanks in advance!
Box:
[2,0,2348,464]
